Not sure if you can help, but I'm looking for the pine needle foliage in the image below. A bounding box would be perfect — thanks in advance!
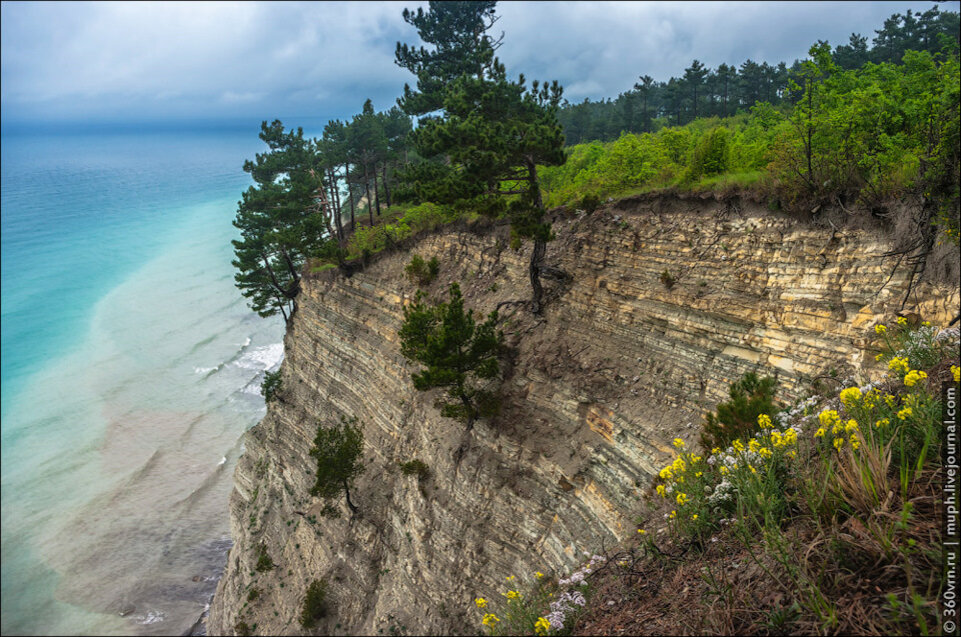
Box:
[309,418,365,513]
[399,282,503,430]
[700,372,780,450]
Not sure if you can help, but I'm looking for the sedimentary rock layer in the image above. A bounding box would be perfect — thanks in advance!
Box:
[209,196,958,635]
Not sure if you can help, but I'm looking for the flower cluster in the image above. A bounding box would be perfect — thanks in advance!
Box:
[547,554,605,631]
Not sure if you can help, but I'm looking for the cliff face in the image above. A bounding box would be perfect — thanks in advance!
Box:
[208,196,958,635]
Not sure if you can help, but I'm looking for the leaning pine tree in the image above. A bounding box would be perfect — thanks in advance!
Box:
[396,0,567,313]
[309,417,365,514]
[404,62,567,313]
[232,120,326,324]
[399,282,503,430]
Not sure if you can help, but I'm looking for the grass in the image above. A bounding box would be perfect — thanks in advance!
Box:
[484,320,959,635]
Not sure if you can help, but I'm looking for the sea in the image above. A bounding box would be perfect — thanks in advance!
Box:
[0,121,312,635]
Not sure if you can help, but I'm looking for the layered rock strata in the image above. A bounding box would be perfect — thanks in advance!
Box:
[209,196,958,635]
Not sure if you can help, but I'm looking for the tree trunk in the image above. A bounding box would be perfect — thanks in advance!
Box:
[382,162,392,207]
[372,165,382,216]
[527,160,548,315]
[461,394,475,432]
[328,167,343,241]
[343,163,356,232]
[343,479,358,513]
[363,162,374,226]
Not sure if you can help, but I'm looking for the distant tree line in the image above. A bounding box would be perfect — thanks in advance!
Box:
[558,5,960,143]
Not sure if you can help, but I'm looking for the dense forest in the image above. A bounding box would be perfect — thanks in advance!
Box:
[231,2,960,324]
[556,5,960,142]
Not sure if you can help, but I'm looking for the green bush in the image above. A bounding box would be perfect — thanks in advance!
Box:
[300,579,329,629]
[579,193,601,212]
[261,369,282,403]
[659,269,676,289]
[255,543,274,572]
[686,126,730,180]
[399,459,431,480]
[247,587,260,602]
[405,254,440,286]
[700,371,779,450]
[234,621,252,636]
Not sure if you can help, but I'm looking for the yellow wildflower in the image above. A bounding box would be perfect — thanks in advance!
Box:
[888,357,909,375]
[896,316,907,326]
[814,427,826,438]
[475,598,488,608]
[534,617,551,635]
[748,439,761,453]
[732,439,745,453]
[659,467,673,481]
[875,324,887,335]
[818,410,841,429]
[922,321,931,327]
[656,484,667,497]
[669,510,676,519]
[505,590,521,600]
[758,414,773,429]
[770,431,784,447]
[758,447,773,459]
[711,447,721,455]
[719,466,729,475]
[749,465,757,474]
[875,418,889,428]
[952,365,960,383]
[833,437,844,451]
[850,433,860,451]
[673,438,685,449]
[903,370,927,387]
[637,529,647,535]
[676,492,690,505]
[875,353,884,361]
[897,407,913,420]
[839,387,862,407]
[535,571,544,579]
[844,419,859,433]
[482,613,500,627]
[787,450,797,458]
[695,471,703,477]
[692,514,699,521]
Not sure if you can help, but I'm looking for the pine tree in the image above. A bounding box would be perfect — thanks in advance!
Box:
[395,1,501,117]
[399,282,502,430]
[405,63,567,312]
[231,120,325,324]
[309,417,365,513]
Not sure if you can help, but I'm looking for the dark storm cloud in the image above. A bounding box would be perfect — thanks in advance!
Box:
[1,1,955,124]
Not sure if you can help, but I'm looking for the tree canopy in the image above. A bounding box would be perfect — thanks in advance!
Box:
[399,282,503,430]
[309,417,365,513]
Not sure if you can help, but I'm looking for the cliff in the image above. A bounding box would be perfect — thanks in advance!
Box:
[208,195,958,635]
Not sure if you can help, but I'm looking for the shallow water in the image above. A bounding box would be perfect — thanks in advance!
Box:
[1,125,291,635]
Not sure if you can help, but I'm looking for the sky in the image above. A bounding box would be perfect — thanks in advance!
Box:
[1,1,958,128]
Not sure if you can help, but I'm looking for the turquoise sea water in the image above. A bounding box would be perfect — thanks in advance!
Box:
[1,124,294,635]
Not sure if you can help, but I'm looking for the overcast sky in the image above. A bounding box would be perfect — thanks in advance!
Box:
[1,1,957,126]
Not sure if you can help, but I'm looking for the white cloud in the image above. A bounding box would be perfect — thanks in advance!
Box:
[1,0,954,122]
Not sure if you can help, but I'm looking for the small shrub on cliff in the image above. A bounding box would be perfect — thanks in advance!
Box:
[659,269,676,289]
[255,543,273,572]
[700,371,779,450]
[246,587,260,602]
[234,620,252,636]
[405,254,440,286]
[399,282,503,430]
[399,459,431,480]
[260,369,282,403]
[310,416,365,513]
[299,579,329,629]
